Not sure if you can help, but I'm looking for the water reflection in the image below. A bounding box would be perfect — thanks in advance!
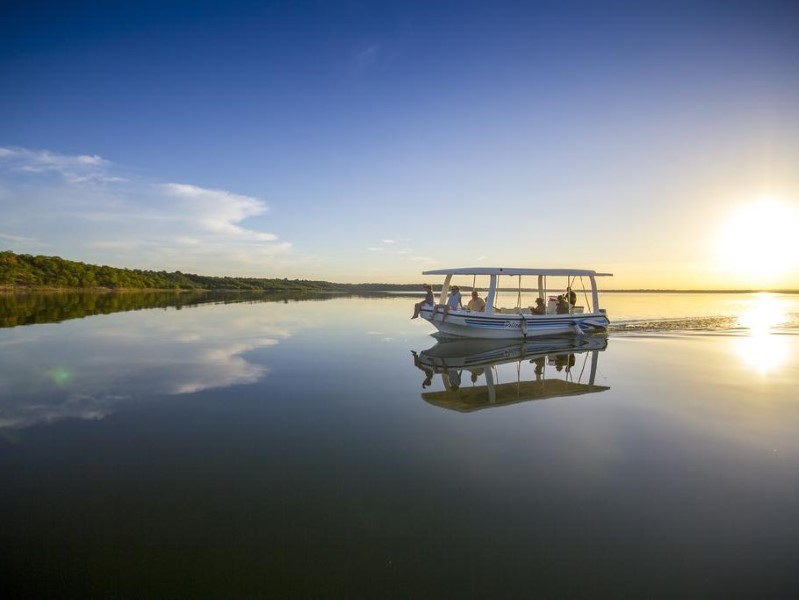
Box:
[0,290,379,329]
[412,335,609,412]
[0,301,292,431]
[733,334,790,375]
[733,293,793,374]
[736,293,789,331]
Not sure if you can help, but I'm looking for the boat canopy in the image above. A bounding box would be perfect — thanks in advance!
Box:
[422,379,611,412]
[422,268,612,277]
[421,266,612,321]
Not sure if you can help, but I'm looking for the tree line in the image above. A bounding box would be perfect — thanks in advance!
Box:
[0,290,363,329]
[0,251,421,292]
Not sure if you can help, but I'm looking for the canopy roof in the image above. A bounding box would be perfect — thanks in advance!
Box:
[422,379,610,412]
[422,267,613,277]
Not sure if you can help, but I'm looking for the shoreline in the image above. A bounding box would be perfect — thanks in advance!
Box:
[2,286,798,294]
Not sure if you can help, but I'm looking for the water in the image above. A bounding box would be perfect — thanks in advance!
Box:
[1,292,798,597]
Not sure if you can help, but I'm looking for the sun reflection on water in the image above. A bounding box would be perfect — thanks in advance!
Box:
[732,294,791,374]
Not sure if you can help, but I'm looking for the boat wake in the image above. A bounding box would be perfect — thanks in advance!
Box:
[609,313,799,335]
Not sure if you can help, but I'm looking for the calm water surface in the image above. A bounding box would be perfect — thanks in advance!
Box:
[1,292,798,597]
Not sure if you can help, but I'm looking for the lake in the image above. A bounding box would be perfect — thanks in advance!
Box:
[1,291,798,597]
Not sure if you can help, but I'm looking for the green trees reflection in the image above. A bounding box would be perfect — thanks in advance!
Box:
[0,251,425,328]
[0,290,356,328]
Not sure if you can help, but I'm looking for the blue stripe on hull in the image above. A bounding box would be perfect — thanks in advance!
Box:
[420,308,609,339]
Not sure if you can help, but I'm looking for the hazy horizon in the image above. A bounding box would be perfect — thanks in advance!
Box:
[4,249,799,292]
[3,254,799,295]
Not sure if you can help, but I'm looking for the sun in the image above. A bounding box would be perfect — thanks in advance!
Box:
[715,197,799,286]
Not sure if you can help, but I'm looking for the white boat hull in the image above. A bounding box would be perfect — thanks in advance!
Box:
[420,307,609,339]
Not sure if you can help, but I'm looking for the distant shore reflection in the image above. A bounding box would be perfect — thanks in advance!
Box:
[0,290,394,329]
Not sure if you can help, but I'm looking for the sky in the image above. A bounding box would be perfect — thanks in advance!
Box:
[1,0,798,289]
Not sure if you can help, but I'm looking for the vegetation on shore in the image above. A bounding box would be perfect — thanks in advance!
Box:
[0,251,419,292]
[2,251,796,294]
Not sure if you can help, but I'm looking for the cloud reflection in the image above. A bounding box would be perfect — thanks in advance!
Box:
[0,304,294,430]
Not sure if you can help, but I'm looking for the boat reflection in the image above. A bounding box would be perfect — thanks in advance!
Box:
[412,335,609,412]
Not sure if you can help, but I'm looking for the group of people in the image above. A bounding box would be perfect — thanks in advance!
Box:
[411,350,485,390]
[412,284,577,319]
[531,287,577,315]
[411,284,485,321]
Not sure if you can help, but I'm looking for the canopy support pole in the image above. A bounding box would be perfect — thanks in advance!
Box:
[485,274,498,314]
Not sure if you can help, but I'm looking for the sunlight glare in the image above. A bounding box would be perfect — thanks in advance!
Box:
[733,334,789,375]
[736,294,788,332]
[732,294,791,374]
[715,198,799,284]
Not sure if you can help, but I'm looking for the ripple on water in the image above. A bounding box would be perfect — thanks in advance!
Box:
[609,313,799,335]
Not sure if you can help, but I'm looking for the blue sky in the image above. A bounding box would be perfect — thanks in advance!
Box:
[2,0,798,288]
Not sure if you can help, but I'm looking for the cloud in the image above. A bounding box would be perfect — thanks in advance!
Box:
[0,232,38,244]
[0,146,115,184]
[353,44,381,72]
[162,183,276,241]
[368,238,419,258]
[0,146,294,275]
[365,239,434,268]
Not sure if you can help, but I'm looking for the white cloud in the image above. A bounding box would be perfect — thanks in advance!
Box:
[353,44,381,72]
[364,238,426,267]
[0,146,114,184]
[0,146,295,276]
[162,183,276,241]
[0,232,38,243]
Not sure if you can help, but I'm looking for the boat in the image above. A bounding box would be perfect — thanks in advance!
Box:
[417,267,612,339]
[411,335,609,412]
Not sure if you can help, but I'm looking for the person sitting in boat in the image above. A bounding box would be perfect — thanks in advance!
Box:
[411,284,435,319]
[556,295,570,314]
[532,356,545,380]
[531,297,546,315]
[411,350,434,388]
[466,290,486,312]
[432,285,462,321]
[469,367,484,383]
[447,368,462,390]
[554,353,575,372]
[566,287,577,306]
